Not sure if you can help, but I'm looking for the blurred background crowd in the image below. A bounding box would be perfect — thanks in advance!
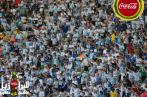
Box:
[0,0,147,97]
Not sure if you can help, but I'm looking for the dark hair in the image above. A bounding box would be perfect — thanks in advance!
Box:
[100,91,103,94]
[111,88,115,91]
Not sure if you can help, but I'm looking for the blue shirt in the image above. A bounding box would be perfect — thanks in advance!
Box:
[115,25,121,32]
[105,36,110,44]
[62,24,69,33]
[72,53,76,58]
[96,40,102,46]
[116,37,121,44]
[99,95,104,97]
[53,15,58,22]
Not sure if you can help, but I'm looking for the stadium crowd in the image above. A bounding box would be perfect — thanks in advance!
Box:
[0,0,147,97]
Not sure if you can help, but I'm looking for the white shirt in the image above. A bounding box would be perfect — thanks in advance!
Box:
[39,91,45,97]
[51,38,57,45]
[128,72,134,80]
[133,72,140,81]
[90,76,96,84]
[74,88,80,97]
[145,15,147,22]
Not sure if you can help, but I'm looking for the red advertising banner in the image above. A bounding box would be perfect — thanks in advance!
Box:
[113,0,144,21]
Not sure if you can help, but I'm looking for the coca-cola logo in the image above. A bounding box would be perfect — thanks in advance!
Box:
[119,3,137,9]
[113,0,144,21]
[11,82,18,86]
[11,80,18,87]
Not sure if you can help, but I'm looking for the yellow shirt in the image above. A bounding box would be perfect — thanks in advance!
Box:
[0,33,3,39]
[3,35,7,41]
[23,34,27,40]
[111,33,116,43]
[110,91,117,97]
[13,29,20,35]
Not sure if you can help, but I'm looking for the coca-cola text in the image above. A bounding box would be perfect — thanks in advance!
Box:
[119,3,138,9]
